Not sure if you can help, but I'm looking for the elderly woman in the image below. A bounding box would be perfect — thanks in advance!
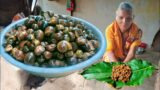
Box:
[103,2,142,62]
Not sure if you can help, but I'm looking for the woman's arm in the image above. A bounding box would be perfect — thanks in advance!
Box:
[123,29,142,62]
[123,46,137,62]
[103,25,119,62]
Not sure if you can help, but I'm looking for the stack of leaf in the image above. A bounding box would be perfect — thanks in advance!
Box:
[81,59,155,89]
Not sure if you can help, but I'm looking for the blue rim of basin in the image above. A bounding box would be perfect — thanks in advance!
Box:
[0,16,106,74]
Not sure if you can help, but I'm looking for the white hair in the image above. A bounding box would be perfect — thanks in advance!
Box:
[117,2,133,12]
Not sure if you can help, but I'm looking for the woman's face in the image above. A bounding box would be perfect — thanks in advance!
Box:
[116,10,133,32]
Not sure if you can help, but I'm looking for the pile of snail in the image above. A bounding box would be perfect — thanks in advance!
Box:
[4,14,99,67]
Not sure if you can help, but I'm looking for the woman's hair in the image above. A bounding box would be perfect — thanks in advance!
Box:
[117,2,133,12]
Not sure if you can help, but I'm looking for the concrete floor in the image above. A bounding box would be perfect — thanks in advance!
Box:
[0,50,160,90]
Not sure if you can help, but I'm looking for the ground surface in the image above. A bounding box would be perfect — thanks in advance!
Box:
[0,50,160,90]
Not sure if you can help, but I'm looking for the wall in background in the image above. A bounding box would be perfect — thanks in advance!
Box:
[38,0,69,15]
[39,0,160,47]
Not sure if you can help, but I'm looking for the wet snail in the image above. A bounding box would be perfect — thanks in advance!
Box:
[4,14,99,67]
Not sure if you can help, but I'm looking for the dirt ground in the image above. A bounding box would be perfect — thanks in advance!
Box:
[0,50,160,90]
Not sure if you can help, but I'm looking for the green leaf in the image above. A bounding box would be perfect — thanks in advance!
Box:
[115,81,126,88]
[81,59,155,89]
[83,73,109,80]
[99,77,115,84]
[81,62,113,81]
[111,62,123,66]
[126,59,155,86]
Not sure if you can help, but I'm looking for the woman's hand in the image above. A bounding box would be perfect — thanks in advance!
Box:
[103,51,118,62]
[102,52,108,60]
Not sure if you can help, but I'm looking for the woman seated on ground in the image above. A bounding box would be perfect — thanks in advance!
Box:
[103,2,142,62]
